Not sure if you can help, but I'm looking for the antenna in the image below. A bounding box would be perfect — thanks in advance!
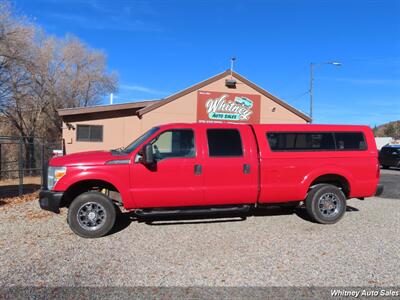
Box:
[225,57,237,88]
[110,93,113,105]
[230,57,236,77]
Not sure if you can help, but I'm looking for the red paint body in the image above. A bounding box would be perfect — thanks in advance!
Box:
[50,123,380,210]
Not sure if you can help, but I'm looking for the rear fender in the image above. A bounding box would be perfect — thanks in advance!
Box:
[301,166,353,199]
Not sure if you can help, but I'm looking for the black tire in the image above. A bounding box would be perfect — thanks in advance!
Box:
[67,191,117,238]
[381,165,390,169]
[305,184,346,224]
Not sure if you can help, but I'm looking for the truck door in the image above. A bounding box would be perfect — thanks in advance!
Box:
[130,128,204,208]
[201,125,259,205]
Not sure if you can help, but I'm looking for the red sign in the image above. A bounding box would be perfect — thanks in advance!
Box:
[197,91,261,124]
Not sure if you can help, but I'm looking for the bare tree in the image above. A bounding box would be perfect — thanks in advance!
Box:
[43,36,117,138]
[0,1,35,111]
[0,2,117,170]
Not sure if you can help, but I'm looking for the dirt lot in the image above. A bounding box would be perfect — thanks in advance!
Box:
[0,193,399,289]
[379,168,400,199]
[0,169,399,297]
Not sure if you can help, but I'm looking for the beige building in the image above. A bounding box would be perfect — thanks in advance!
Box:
[59,70,311,154]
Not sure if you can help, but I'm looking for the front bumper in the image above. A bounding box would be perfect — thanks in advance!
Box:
[38,190,64,213]
[375,184,384,197]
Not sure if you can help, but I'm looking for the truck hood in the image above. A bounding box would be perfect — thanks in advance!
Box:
[49,150,131,167]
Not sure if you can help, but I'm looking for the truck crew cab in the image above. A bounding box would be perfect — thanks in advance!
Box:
[39,123,383,238]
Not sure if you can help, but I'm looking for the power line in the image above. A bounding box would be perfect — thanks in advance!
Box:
[282,90,309,103]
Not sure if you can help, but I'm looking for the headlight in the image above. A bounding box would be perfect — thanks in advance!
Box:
[48,166,67,190]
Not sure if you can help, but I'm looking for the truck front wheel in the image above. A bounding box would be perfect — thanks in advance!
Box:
[67,191,117,238]
[305,184,346,224]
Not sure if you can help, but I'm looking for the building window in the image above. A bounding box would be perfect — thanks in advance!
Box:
[207,129,243,157]
[76,125,103,142]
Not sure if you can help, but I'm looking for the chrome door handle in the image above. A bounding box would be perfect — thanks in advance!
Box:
[194,164,202,175]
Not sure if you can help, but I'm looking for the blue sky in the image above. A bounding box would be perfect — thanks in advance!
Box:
[13,0,400,126]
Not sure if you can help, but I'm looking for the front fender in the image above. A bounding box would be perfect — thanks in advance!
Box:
[53,165,133,208]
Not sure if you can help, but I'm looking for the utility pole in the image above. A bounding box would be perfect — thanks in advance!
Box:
[310,63,314,123]
[309,61,341,124]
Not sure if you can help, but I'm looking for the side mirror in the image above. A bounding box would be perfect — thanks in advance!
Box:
[142,143,154,164]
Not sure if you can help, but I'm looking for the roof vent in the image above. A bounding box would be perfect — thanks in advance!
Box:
[225,78,237,88]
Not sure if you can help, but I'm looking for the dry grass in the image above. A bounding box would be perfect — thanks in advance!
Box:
[0,191,55,221]
[0,191,39,210]
[0,177,41,199]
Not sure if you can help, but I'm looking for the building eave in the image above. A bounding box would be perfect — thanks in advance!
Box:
[58,100,160,117]
[137,70,311,122]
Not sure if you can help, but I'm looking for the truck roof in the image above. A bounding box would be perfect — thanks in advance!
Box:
[157,123,371,132]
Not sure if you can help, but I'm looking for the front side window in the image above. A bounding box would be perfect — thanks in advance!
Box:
[151,129,195,160]
[123,127,159,154]
[76,125,103,142]
[207,129,243,157]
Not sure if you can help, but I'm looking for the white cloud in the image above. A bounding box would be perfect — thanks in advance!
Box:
[119,84,168,96]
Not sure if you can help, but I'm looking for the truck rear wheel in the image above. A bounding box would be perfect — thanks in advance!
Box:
[67,191,117,238]
[305,184,346,224]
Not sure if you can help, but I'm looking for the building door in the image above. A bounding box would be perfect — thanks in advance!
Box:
[130,128,204,208]
[201,126,259,205]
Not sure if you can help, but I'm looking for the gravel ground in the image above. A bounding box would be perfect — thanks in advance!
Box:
[0,195,399,288]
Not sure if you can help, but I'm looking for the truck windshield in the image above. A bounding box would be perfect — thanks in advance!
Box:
[121,127,160,154]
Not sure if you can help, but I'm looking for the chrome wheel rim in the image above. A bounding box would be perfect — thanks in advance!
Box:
[77,202,107,231]
[318,193,341,218]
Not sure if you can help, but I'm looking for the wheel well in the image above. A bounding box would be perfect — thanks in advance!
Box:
[309,174,350,197]
[61,180,121,207]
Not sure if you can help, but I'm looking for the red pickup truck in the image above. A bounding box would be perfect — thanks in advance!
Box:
[39,123,383,238]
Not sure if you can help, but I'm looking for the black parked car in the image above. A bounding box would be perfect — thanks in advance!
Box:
[379,145,400,169]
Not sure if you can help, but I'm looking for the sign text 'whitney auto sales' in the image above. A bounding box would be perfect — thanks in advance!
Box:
[197,91,261,124]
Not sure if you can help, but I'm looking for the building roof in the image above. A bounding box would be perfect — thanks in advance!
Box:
[58,70,311,122]
[58,100,159,117]
[137,69,311,122]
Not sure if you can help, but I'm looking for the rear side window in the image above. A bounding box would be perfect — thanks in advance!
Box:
[335,132,366,150]
[207,129,243,157]
[267,131,366,152]
[267,132,335,151]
